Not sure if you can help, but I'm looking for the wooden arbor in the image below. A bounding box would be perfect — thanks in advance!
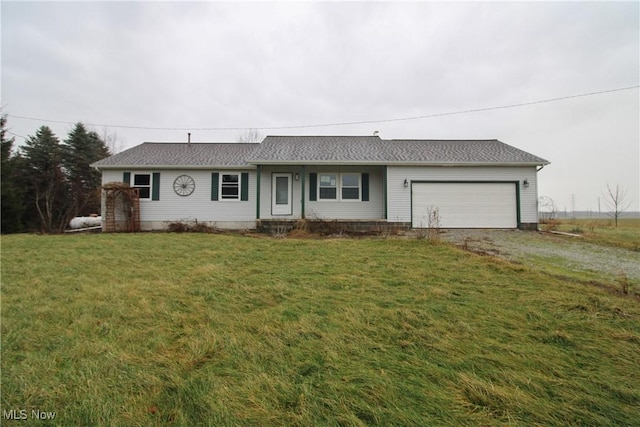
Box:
[102,182,140,232]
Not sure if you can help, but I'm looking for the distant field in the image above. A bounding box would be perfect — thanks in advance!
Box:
[1,233,639,426]
[543,217,640,251]
[553,211,640,220]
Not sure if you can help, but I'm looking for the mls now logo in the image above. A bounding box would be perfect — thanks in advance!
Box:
[31,410,57,420]
[3,409,27,420]
[3,409,57,420]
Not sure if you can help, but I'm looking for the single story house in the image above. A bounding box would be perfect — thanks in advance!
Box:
[91,135,549,231]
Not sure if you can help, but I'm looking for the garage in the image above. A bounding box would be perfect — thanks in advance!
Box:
[411,182,518,228]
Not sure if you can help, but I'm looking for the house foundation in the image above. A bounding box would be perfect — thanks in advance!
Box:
[257,219,411,235]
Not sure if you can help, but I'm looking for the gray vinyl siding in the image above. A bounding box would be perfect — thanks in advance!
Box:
[386,166,539,224]
[101,164,540,228]
[101,169,256,226]
[258,165,385,220]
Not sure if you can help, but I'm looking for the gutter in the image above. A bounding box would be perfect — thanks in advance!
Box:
[91,164,258,171]
[92,160,550,170]
[244,160,550,167]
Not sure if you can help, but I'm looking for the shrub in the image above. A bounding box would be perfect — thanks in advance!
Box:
[541,218,560,231]
[166,220,217,233]
[617,271,630,295]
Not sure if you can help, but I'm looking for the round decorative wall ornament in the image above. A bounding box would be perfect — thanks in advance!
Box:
[173,175,195,196]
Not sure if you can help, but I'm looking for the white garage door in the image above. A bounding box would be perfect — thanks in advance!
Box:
[412,182,517,228]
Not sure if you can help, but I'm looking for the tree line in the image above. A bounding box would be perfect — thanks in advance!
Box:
[1,115,111,234]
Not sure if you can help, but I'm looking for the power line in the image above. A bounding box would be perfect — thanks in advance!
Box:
[6,130,28,140]
[9,85,639,132]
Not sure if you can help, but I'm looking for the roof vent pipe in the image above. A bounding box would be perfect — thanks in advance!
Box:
[188,132,191,145]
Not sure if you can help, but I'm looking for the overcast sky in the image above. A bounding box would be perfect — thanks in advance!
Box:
[2,1,638,212]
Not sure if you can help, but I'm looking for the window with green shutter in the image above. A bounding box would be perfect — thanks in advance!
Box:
[129,172,160,200]
[221,174,239,200]
[311,172,367,202]
[132,173,151,199]
[212,172,248,201]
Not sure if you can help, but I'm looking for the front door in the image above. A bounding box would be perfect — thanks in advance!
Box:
[272,173,292,215]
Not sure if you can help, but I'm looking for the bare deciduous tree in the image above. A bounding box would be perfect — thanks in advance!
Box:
[603,183,630,228]
[237,128,263,143]
[101,127,124,154]
[538,196,557,223]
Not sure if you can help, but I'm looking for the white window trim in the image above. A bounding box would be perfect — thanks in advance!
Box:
[132,172,152,201]
[219,173,241,202]
[317,172,361,202]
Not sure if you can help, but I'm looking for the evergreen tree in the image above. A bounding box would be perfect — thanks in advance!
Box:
[64,123,111,216]
[1,115,25,233]
[21,126,73,233]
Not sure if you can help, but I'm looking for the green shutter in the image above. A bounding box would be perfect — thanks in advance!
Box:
[309,173,317,201]
[123,172,131,185]
[241,172,249,201]
[256,166,261,218]
[362,173,369,202]
[152,173,160,200]
[211,173,219,201]
[383,166,388,219]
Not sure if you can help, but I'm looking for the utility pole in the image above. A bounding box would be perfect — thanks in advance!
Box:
[571,194,576,219]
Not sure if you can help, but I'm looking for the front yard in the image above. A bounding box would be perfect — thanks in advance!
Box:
[1,232,639,426]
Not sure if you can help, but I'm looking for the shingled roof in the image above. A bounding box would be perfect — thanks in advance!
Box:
[378,139,549,164]
[92,136,549,168]
[92,143,259,169]
[248,136,549,165]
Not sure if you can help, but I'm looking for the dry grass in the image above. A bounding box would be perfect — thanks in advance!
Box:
[1,233,639,426]
[545,218,640,251]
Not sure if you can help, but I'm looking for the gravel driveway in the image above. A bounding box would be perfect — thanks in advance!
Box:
[440,229,640,283]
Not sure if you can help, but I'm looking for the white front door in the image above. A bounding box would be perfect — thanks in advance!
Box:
[272,173,292,215]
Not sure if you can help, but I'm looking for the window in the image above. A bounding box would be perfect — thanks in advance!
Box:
[133,173,151,199]
[211,172,248,201]
[319,174,337,200]
[341,174,360,200]
[221,174,240,200]
[317,173,360,201]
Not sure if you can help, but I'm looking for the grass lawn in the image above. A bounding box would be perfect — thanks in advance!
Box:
[1,233,639,426]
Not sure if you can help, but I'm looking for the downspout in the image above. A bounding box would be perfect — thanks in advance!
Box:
[515,181,522,229]
[535,164,545,230]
